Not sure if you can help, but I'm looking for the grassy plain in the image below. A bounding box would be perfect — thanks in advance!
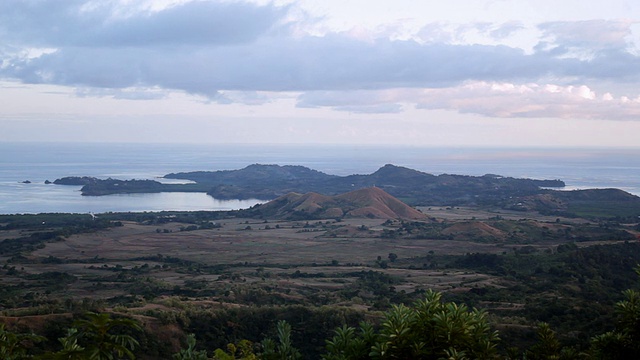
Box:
[1,206,639,357]
[2,206,625,311]
[12,216,508,302]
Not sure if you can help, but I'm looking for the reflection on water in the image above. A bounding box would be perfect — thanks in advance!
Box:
[0,182,261,214]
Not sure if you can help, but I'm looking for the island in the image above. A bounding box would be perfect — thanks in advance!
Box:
[53,163,640,218]
[5,168,640,358]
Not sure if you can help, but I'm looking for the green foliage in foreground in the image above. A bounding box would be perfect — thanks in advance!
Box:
[589,277,640,359]
[0,323,45,360]
[173,334,209,360]
[1,312,141,360]
[3,282,640,359]
[69,312,141,359]
[323,290,498,360]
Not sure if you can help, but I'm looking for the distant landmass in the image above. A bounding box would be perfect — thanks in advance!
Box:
[164,164,565,203]
[54,176,210,195]
[53,163,640,218]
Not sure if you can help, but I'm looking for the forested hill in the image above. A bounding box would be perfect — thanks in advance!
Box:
[55,164,640,219]
[165,163,565,204]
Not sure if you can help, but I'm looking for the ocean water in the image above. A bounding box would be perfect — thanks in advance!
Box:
[1,142,638,215]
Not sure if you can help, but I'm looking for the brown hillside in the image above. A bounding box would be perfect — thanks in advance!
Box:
[442,221,507,241]
[255,187,427,220]
[335,187,426,219]
[289,192,334,213]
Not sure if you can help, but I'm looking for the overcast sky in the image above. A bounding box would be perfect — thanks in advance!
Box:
[1,0,640,146]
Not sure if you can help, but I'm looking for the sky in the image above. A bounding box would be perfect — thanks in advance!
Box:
[1,0,640,147]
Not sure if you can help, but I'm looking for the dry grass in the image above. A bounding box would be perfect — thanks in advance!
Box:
[2,216,511,306]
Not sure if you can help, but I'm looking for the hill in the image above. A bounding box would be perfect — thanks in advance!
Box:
[168,164,335,188]
[165,164,565,205]
[249,187,428,220]
[55,164,640,219]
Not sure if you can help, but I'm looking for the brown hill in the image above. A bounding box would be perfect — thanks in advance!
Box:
[442,222,507,241]
[253,187,427,220]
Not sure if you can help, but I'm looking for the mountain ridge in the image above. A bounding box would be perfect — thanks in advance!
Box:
[164,163,566,204]
[53,163,640,219]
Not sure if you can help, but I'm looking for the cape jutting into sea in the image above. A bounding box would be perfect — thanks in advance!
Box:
[1,142,639,214]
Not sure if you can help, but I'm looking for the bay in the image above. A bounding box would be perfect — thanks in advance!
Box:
[1,142,639,215]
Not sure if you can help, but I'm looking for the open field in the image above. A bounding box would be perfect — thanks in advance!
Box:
[10,216,507,305]
[33,218,511,262]
[2,205,635,313]
[416,206,591,223]
[2,206,640,358]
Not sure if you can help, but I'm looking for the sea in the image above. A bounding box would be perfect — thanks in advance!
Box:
[1,142,639,215]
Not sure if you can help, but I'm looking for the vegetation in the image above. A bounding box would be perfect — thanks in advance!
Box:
[53,164,640,220]
[323,290,499,359]
[166,164,567,206]
[2,282,640,359]
[61,164,553,202]
[1,201,640,359]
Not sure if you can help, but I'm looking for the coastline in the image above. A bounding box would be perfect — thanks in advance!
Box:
[1,143,639,214]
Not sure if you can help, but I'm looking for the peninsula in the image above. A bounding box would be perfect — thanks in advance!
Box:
[53,163,640,218]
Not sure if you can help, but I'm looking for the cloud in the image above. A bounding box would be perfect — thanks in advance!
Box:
[0,0,288,47]
[538,20,635,52]
[75,86,169,100]
[488,21,525,39]
[296,82,640,120]
[298,90,404,113]
[534,19,640,70]
[216,91,275,106]
[1,33,569,93]
[417,23,456,43]
[414,82,640,120]
[1,0,640,122]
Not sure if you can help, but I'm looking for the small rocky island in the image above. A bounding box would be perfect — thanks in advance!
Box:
[53,176,100,186]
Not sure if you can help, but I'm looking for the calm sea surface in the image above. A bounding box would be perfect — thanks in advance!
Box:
[1,142,638,214]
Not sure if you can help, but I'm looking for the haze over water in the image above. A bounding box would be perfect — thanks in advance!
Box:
[1,142,638,215]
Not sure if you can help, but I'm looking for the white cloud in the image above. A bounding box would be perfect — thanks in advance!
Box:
[296,82,640,120]
[489,21,526,40]
[75,86,169,100]
[414,82,640,120]
[539,20,636,52]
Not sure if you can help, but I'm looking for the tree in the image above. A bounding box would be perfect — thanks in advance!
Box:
[525,323,562,360]
[261,320,302,360]
[323,290,499,360]
[323,323,376,360]
[70,312,141,360]
[0,324,44,360]
[173,334,208,360]
[213,340,256,360]
[590,275,640,359]
[41,328,86,360]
